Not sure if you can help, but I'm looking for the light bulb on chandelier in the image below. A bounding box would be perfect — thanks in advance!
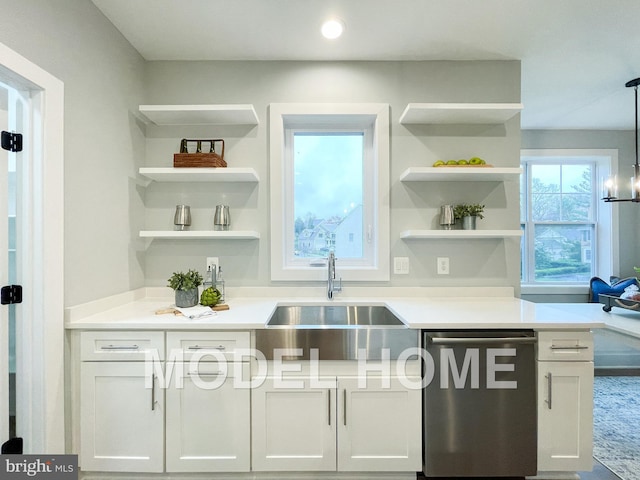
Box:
[602,77,640,203]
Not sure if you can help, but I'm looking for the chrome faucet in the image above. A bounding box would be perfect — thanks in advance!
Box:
[327,251,342,299]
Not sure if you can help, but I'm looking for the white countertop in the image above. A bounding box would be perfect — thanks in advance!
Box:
[65,287,610,331]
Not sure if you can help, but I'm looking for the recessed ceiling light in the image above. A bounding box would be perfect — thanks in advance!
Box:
[321,18,345,40]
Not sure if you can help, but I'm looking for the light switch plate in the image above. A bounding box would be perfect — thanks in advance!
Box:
[394,257,410,274]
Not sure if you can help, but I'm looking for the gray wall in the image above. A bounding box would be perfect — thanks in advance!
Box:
[0,2,525,305]
[0,0,147,306]
[521,129,638,303]
[142,60,523,293]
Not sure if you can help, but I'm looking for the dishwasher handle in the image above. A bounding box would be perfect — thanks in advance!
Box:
[427,336,536,346]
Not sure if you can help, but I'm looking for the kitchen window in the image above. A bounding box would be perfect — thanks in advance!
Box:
[269,103,390,281]
[520,149,617,289]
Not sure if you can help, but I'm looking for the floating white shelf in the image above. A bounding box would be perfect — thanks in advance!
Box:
[400,167,522,182]
[400,230,523,240]
[138,104,259,126]
[139,230,261,240]
[139,167,259,183]
[399,103,523,125]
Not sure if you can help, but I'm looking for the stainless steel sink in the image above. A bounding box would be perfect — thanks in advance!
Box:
[266,305,406,328]
[256,304,418,360]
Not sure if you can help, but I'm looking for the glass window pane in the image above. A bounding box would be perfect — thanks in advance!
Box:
[293,132,364,259]
[561,194,592,221]
[531,165,560,193]
[531,193,560,221]
[534,225,594,282]
[520,172,525,222]
[561,164,591,193]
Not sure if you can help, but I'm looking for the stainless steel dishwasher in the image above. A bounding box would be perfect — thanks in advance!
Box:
[423,330,537,477]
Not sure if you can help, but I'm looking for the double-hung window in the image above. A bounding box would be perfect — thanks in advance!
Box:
[270,104,390,281]
[520,149,616,287]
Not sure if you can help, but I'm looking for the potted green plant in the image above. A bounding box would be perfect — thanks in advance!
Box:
[167,269,203,307]
[454,204,485,230]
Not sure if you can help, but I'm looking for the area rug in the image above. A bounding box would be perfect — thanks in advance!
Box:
[593,376,640,480]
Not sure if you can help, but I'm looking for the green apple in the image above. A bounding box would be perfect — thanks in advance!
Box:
[469,157,483,165]
[457,159,468,165]
[433,160,445,167]
[446,160,458,165]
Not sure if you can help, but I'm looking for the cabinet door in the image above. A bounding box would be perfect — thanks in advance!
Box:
[338,376,422,472]
[165,362,250,472]
[252,376,337,471]
[537,361,594,472]
[80,361,164,472]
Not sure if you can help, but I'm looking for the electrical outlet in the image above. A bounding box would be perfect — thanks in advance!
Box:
[206,257,219,275]
[436,257,450,275]
[393,257,410,274]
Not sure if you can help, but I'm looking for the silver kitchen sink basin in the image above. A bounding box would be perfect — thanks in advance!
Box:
[266,304,406,328]
[257,304,418,360]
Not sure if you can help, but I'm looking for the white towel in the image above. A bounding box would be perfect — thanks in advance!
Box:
[175,305,217,319]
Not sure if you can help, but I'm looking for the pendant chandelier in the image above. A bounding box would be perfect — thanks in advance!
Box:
[602,77,640,202]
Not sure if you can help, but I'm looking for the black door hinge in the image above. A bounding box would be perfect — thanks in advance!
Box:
[1,130,23,152]
[1,285,22,305]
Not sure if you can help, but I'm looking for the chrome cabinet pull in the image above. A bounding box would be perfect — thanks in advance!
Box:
[550,344,589,350]
[188,344,226,351]
[100,344,140,350]
[151,374,156,411]
[430,337,536,345]
[343,390,347,426]
[328,390,331,426]
[188,371,223,377]
[545,373,553,409]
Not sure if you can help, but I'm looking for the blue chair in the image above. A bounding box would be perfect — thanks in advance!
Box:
[589,276,639,303]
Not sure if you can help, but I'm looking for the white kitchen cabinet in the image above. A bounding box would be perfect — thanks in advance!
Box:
[165,362,250,472]
[252,376,337,471]
[251,375,421,473]
[537,330,594,472]
[80,361,164,472]
[338,376,421,472]
[80,330,251,474]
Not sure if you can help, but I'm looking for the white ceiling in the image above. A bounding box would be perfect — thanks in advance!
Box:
[91,0,640,130]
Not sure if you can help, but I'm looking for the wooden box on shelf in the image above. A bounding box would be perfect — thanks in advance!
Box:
[173,138,227,168]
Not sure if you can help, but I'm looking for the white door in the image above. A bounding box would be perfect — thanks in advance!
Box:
[0,83,26,452]
[165,362,250,472]
[80,361,164,472]
[337,376,422,472]
[538,361,594,472]
[251,376,337,471]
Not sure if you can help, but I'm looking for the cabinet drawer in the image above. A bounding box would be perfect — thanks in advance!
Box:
[537,331,593,361]
[81,331,165,361]
[167,331,250,361]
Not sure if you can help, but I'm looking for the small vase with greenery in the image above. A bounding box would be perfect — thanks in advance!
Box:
[454,204,485,230]
[167,269,203,308]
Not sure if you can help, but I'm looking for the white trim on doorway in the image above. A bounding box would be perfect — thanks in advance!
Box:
[0,41,64,454]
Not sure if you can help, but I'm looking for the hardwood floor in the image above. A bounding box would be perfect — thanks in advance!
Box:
[415,458,621,480]
[578,458,622,480]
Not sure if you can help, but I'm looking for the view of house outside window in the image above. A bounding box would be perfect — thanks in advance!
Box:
[521,161,596,283]
[293,132,364,259]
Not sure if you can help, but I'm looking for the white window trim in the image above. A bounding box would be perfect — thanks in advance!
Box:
[269,103,390,282]
[520,149,619,289]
